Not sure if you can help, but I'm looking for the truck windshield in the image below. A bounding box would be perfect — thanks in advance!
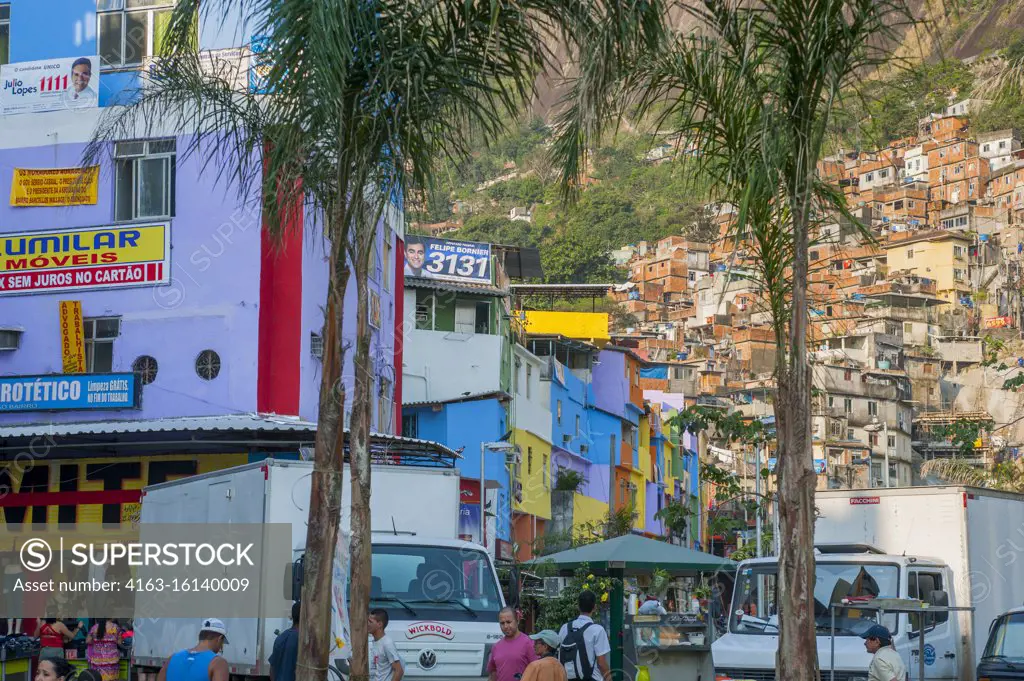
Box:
[731,562,899,636]
[983,613,1024,663]
[371,544,502,622]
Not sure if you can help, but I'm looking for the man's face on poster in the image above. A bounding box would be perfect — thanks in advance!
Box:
[72,63,92,93]
[406,242,426,269]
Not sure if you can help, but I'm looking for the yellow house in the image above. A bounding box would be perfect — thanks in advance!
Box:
[513,429,552,520]
[573,494,609,541]
[884,231,972,304]
[521,310,611,346]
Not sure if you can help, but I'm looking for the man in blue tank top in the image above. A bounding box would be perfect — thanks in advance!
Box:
[158,618,229,681]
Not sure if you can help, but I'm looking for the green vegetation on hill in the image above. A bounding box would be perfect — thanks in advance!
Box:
[409,120,716,283]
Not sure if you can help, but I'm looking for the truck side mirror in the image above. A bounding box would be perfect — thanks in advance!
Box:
[290,555,304,602]
[929,590,949,624]
[509,566,521,608]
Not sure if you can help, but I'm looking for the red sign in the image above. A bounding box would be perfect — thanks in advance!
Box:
[0,262,165,294]
[984,316,1013,329]
[406,621,455,640]
[850,496,880,505]
[459,478,481,505]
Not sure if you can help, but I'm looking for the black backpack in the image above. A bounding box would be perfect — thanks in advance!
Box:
[559,621,595,681]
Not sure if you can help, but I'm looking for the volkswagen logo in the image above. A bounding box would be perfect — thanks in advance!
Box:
[418,650,438,670]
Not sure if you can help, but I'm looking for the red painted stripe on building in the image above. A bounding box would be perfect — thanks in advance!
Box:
[0,490,142,508]
[257,168,304,415]
[393,236,405,435]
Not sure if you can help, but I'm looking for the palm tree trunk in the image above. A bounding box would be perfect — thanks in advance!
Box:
[348,210,376,681]
[775,201,818,681]
[297,231,350,681]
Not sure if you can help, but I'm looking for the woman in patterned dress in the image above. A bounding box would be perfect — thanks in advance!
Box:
[86,619,121,681]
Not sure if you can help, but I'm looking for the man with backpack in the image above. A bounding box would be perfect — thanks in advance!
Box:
[557,591,611,681]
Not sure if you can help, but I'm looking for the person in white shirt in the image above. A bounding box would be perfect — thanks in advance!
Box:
[861,624,906,681]
[557,591,611,681]
[368,609,404,681]
[61,57,98,109]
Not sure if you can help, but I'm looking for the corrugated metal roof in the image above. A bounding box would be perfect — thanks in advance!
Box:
[0,414,461,458]
[0,413,315,439]
[405,277,508,297]
[403,390,511,408]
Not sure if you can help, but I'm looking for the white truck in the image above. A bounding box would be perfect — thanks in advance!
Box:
[132,459,506,681]
[712,485,1024,681]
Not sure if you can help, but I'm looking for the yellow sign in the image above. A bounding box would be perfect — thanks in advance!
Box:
[59,300,86,373]
[10,166,99,207]
[0,224,170,295]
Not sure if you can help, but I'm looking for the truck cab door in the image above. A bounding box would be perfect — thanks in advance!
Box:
[906,569,957,680]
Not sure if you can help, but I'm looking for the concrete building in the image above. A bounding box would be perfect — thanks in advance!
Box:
[0,1,405,525]
[884,231,973,305]
[979,129,1022,172]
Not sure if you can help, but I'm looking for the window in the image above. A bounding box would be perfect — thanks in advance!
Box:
[526,364,532,399]
[402,413,418,438]
[828,395,835,408]
[893,200,904,210]
[84,317,121,372]
[310,332,323,359]
[527,447,533,475]
[557,400,562,424]
[382,237,392,292]
[865,173,873,182]
[195,349,221,380]
[847,428,855,441]
[844,368,852,381]
[132,355,158,385]
[953,245,966,259]
[868,401,878,416]
[114,139,176,221]
[982,144,990,153]
[575,414,580,436]
[1000,140,1008,150]
[830,420,842,438]
[869,433,878,446]
[98,0,176,70]
[378,378,392,432]
[542,453,550,489]
[887,434,896,450]
[844,398,852,414]
[688,271,696,282]
[904,322,913,335]
[923,363,933,375]
[907,249,913,259]
[953,268,965,282]
[369,291,381,329]
[908,571,947,631]
[0,4,9,66]
[633,366,639,386]
[879,169,888,179]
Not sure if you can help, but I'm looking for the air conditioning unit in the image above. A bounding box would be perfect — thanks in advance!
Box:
[544,577,570,598]
[0,328,23,351]
[562,434,572,444]
[505,449,522,466]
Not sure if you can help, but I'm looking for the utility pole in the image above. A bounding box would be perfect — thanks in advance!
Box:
[755,441,763,557]
[883,420,890,488]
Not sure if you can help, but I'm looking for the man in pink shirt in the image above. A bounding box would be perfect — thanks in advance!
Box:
[488,607,538,681]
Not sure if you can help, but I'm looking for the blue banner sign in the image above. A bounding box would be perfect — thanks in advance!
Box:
[404,236,492,284]
[0,373,138,412]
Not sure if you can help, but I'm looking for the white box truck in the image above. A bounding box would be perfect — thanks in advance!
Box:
[132,459,506,681]
[712,486,1024,681]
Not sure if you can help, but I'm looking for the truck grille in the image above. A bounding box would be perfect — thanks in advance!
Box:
[717,669,868,681]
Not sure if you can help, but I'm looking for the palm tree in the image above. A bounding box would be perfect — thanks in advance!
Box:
[554,1,910,678]
[83,2,603,680]
[922,458,1024,492]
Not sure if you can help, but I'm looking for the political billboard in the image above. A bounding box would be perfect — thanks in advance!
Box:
[403,235,492,284]
[0,55,100,115]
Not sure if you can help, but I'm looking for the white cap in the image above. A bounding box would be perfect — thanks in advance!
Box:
[200,618,229,643]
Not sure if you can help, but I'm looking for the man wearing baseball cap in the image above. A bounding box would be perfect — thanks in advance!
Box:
[520,630,567,681]
[860,624,905,681]
[158,618,229,681]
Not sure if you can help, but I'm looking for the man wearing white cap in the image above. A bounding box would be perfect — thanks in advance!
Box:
[158,618,229,681]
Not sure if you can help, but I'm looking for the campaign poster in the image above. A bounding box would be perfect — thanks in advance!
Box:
[403,235,492,284]
[0,56,100,115]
